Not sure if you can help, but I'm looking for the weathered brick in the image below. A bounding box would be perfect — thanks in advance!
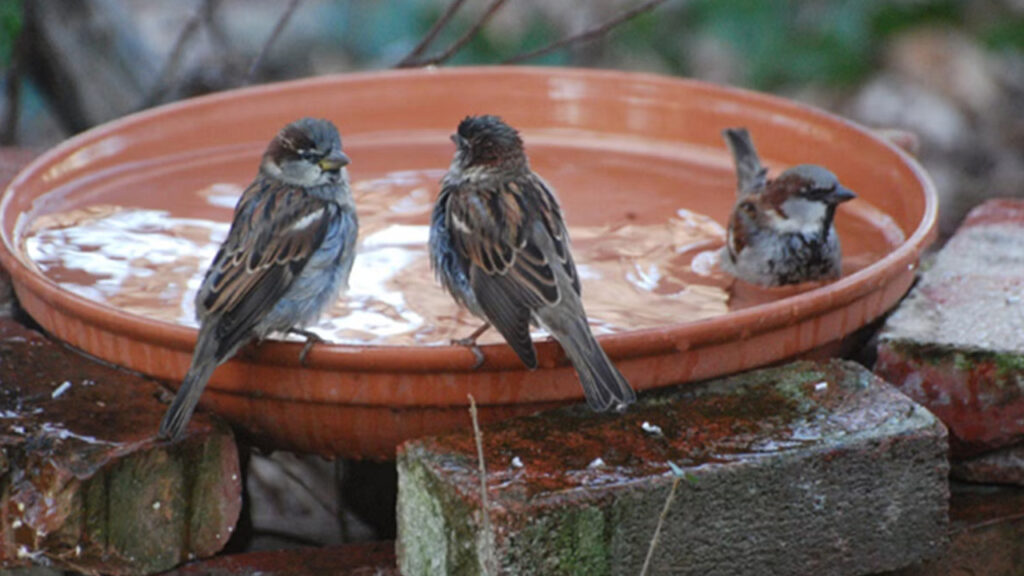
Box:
[875,199,1024,456]
[397,360,949,576]
[0,319,241,575]
[885,484,1024,576]
[951,443,1024,486]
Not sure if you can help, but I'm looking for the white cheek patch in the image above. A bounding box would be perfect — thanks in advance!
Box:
[771,198,828,234]
[290,208,325,232]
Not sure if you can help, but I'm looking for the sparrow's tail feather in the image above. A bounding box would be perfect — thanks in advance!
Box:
[723,127,767,197]
[551,314,636,412]
[159,329,220,441]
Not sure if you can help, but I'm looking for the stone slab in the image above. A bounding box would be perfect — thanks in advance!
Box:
[876,199,1024,456]
[0,319,241,575]
[397,360,949,576]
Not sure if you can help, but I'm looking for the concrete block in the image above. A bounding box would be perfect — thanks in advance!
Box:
[397,360,949,576]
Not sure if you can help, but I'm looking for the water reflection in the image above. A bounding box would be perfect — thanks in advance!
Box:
[25,170,743,346]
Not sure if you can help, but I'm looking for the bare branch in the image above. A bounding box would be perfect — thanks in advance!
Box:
[407,0,508,68]
[244,0,303,85]
[396,0,470,68]
[640,475,682,576]
[468,394,497,575]
[503,0,673,64]
[142,0,221,108]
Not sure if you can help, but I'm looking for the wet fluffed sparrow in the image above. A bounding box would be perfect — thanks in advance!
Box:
[429,115,636,412]
[720,127,856,286]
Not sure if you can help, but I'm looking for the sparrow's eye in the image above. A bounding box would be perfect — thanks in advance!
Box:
[740,202,757,217]
[297,149,321,162]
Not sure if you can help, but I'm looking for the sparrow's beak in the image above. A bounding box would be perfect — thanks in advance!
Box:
[319,150,350,172]
[451,133,467,148]
[829,186,856,204]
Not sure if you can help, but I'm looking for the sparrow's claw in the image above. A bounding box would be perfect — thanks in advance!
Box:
[452,323,490,370]
[289,328,325,366]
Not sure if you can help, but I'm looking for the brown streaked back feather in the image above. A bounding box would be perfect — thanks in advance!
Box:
[443,172,578,368]
[198,177,335,358]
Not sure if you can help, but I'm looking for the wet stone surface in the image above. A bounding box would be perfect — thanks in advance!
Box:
[876,199,1024,457]
[0,319,241,575]
[397,359,949,576]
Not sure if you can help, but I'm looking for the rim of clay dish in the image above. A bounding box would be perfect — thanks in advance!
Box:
[0,66,938,376]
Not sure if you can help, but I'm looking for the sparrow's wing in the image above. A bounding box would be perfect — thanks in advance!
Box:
[198,179,336,359]
[723,128,768,198]
[445,174,578,368]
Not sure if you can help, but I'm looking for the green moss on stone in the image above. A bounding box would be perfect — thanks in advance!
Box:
[398,449,481,576]
[504,506,612,576]
[993,352,1024,377]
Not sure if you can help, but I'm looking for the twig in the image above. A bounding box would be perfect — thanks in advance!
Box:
[468,394,496,575]
[504,0,673,64]
[1,5,27,145]
[407,0,508,68]
[639,475,682,576]
[244,0,303,85]
[142,0,221,108]
[396,0,469,68]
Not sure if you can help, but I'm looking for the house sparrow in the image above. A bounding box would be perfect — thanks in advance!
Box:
[719,127,856,286]
[159,118,357,441]
[429,115,636,412]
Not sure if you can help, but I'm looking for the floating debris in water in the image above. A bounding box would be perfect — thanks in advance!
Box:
[641,421,664,436]
[51,380,72,399]
[588,457,606,469]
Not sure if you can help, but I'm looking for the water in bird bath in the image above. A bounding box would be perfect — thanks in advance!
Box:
[21,137,904,347]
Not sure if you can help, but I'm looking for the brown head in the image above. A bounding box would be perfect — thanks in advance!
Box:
[261,118,350,187]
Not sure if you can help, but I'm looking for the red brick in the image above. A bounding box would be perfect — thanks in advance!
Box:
[0,319,241,574]
[876,199,1024,456]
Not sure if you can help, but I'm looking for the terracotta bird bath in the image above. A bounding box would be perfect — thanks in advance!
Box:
[0,67,937,459]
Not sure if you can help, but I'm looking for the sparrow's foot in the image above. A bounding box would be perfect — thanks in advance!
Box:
[289,328,325,366]
[451,323,490,370]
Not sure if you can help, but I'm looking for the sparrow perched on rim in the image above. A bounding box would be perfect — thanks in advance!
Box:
[429,115,636,412]
[719,127,856,286]
[159,118,357,441]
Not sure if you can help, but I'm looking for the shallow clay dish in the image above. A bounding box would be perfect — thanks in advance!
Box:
[0,67,936,459]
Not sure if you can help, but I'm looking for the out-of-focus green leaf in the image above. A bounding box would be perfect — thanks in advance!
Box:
[0,0,22,67]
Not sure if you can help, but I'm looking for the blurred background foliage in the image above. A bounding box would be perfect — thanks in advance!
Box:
[0,0,1022,236]
[1,1,1022,109]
